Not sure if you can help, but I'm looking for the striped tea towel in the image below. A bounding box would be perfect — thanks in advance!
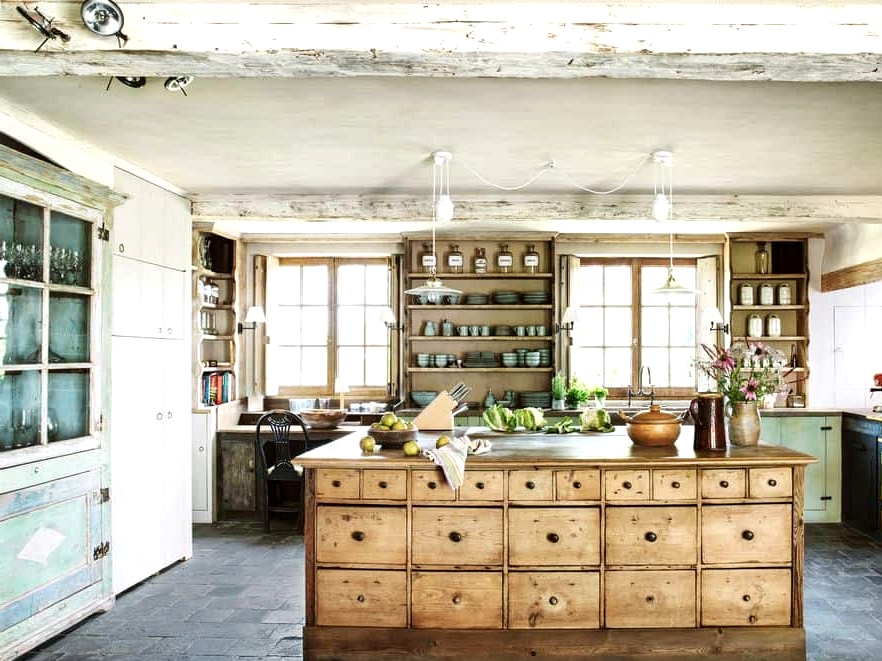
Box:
[423,434,492,490]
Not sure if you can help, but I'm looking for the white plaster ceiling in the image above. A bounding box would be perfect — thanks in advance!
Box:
[1,75,881,235]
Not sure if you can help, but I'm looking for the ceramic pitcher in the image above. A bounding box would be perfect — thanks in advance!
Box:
[726,400,761,447]
[689,393,726,451]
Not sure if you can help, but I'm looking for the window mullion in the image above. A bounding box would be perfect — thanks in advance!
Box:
[631,259,641,392]
[328,258,337,394]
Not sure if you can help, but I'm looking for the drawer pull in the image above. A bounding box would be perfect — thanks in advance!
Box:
[742,594,751,602]
[332,480,341,488]
[378,481,388,489]
[720,480,729,488]
[476,481,485,489]
[452,594,462,605]
[428,481,438,489]
[671,481,681,489]
[748,615,757,624]
[546,532,560,543]
[573,481,582,489]
[644,531,657,542]
[549,596,559,606]
[351,530,365,542]
[449,531,462,543]
[742,530,755,541]
[767,478,777,487]
[357,594,365,603]
[526,481,536,489]
[622,481,632,490]
[645,594,655,603]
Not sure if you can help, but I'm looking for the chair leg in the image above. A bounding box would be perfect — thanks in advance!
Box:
[263,485,271,533]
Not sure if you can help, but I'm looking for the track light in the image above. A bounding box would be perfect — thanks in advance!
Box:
[81,1,128,46]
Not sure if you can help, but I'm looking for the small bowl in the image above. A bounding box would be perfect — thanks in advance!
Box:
[367,427,419,448]
[299,408,347,429]
[411,391,438,407]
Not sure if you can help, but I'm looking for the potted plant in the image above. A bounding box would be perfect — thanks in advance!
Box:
[565,375,591,409]
[551,372,566,410]
[592,386,609,409]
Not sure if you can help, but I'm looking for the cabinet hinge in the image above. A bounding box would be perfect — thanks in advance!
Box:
[820,496,833,501]
[97,224,110,241]
[820,426,833,431]
[92,541,110,560]
[95,487,110,504]
[96,414,105,432]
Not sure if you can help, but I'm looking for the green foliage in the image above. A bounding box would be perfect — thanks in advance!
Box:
[565,375,591,407]
[551,372,566,399]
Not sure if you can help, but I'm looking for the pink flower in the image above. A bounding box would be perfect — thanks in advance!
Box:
[740,379,759,400]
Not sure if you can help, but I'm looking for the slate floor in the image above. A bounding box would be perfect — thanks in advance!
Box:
[18,522,882,661]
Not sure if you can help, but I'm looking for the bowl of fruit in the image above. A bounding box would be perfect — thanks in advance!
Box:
[299,408,347,429]
[367,412,418,448]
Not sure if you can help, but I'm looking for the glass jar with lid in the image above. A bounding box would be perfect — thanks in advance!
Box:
[474,247,487,274]
[759,283,774,306]
[496,244,513,273]
[447,244,464,273]
[755,242,770,274]
[738,282,754,306]
[523,243,540,273]
[419,242,436,273]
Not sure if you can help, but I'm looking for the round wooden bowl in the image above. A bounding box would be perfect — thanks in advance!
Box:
[299,409,347,429]
[367,427,419,448]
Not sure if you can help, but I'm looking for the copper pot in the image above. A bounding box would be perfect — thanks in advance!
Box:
[619,404,684,447]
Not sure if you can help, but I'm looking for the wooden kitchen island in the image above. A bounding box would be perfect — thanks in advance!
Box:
[296,428,816,661]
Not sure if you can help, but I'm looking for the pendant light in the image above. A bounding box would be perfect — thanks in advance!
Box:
[650,151,698,296]
[403,151,461,303]
[653,232,699,296]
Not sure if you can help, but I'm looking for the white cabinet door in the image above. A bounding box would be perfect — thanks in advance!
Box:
[111,255,143,337]
[112,257,186,340]
[160,192,192,270]
[162,268,186,340]
[191,410,216,523]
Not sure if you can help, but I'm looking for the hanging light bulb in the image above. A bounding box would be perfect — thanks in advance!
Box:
[652,150,673,222]
[435,194,454,223]
[652,192,670,222]
[433,151,454,222]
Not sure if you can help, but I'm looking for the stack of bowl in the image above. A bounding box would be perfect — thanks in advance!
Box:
[501,352,518,367]
[525,351,541,367]
[538,348,551,366]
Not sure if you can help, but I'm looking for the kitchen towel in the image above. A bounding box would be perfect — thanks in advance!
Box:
[423,434,492,490]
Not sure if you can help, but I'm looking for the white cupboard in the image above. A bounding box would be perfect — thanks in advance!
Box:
[191,410,217,524]
[111,256,185,339]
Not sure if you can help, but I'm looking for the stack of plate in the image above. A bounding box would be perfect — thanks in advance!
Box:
[463,351,498,368]
[538,348,551,367]
[466,293,488,305]
[520,391,552,409]
[522,291,549,304]
[492,290,519,305]
[494,325,513,336]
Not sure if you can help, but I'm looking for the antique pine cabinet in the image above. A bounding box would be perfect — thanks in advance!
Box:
[0,144,124,659]
[298,430,815,661]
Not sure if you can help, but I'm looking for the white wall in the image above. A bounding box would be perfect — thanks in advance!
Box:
[808,237,882,408]
[821,223,882,273]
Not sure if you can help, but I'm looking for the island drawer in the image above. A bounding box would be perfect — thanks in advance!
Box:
[508,571,600,629]
[412,468,455,501]
[701,468,746,499]
[701,504,792,565]
[509,507,601,566]
[701,569,792,626]
[555,469,601,501]
[412,507,503,565]
[509,469,554,500]
[411,571,502,628]
[605,506,697,566]
[315,569,407,627]
[605,469,650,501]
[316,505,407,565]
[652,469,697,500]
[362,469,407,500]
[315,469,360,499]
[604,570,696,628]
[748,467,792,498]
[460,470,504,501]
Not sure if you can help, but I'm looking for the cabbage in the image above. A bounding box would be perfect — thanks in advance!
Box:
[581,407,614,433]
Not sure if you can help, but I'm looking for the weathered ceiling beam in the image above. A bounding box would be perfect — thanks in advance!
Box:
[2,2,882,81]
[191,194,882,225]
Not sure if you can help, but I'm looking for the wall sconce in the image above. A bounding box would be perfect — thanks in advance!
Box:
[379,306,404,331]
[555,306,579,333]
[237,305,266,334]
[702,306,729,334]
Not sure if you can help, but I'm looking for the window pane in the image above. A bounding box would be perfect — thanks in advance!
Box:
[605,308,632,347]
[670,348,696,386]
[364,265,389,305]
[605,265,631,301]
[275,307,302,344]
[301,308,328,346]
[573,348,603,388]
[642,348,670,387]
[275,347,302,385]
[49,293,90,362]
[337,264,366,305]
[670,308,696,347]
[337,305,365,345]
[338,346,365,387]
[576,306,604,345]
[605,348,631,387]
[578,265,604,305]
[47,370,89,441]
[301,347,327,386]
[1,284,42,365]
[641,308,669,347]
[365,347,388,388]
[365,306,387,345]
[278,265,301,305]
[302,265,329,305]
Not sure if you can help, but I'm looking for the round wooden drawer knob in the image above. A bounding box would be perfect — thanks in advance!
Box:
[645,594,655,603]
[526,481,536,489]
[720,480,729,488]
[476,482,485,489]
[546,532,560,543]
[357,594,365,603]
[549,596,559,606]
[671,481,681,489]
[742,530,755,541]
[573,481,582,489]
[332,480,342,488]
[378,481,388,488]
[449,531,462,542]
[428,481,437,489]
[622,481,632,489]
[644,531,658,542]
[452,594,462,605]
[768,478,777,487]
[749,615,757,624]
[351,530,365,541]
[743,594,751,602]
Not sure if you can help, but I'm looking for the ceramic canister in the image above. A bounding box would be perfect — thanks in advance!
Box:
[759,283,774,306]
[738,283,754,306]
[747,314,763,338]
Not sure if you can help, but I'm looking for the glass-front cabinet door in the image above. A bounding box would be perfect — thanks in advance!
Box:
[0,194,98,452]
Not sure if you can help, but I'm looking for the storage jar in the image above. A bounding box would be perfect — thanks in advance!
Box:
[766,313,781,337]
[523,243,540,273]
[759,283,774,306]
[747,314,763,338]
[496,244,513,273]
[778,283,792,305]
[738,283,754,306]
[755,242,770,274]
[474,247,487,274]
[447,244,463,273]
[419,242,436,272]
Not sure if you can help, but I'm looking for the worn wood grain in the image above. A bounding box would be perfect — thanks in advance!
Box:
[792,465,805,628]
[701,569,792,627]
[820,256,882,292]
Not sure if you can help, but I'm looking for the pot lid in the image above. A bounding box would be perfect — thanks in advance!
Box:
[627,404,681,424]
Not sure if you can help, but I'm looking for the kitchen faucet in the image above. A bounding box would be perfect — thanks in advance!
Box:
[628,365,654,406]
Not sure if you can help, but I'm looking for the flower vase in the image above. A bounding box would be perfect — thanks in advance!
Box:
[726,400,761,447]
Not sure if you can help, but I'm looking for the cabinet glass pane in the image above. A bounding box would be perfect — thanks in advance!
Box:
[1,284,43,365]
[0,370,42,450]
[47,370,90,442]
[0,194,45,283]
[50,210,91,287]
[49,293,90,363]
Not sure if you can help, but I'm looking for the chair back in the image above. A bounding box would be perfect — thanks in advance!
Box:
[256,410,310,478]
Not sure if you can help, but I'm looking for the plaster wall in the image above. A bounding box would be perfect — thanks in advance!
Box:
[821,223,882,274]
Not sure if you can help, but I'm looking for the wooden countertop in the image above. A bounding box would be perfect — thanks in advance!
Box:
[297,426,817,469]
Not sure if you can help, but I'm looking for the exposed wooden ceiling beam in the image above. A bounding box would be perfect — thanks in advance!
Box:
[2,2,882,81]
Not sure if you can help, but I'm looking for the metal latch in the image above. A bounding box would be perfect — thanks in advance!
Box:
[94,487,110,504]
[93,541,110,560]
[97,224,110,241]
[820,496,833,501]
[821,426,833,431]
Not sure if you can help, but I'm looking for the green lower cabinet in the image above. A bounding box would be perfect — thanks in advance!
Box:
[761,414,841,523]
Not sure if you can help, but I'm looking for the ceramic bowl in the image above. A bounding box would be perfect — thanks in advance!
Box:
[411,391,438,407]
[299,408,347,429]
[367,427,419,448]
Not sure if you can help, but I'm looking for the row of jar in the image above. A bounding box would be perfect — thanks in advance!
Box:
[738,282,792,306]
[746,313,784,338]
[418,243,542,274]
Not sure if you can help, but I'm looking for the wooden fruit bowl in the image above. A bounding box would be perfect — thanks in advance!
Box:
[299,409,347,429]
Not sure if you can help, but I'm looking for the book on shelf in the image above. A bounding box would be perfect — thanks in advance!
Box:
[202,370,234,406]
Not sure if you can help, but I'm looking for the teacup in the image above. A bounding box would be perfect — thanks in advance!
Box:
[470,325,480,337]
[526,325,537,336]
[537,325,547,336]
[515,325,526,336]
[416,353,430,367]
[458,325,469,336]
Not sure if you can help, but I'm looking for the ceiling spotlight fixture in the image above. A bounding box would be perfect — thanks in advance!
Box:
[105,75,146,91]
[164,75,195,96]
[403,152,462,303]
[81,0,128,47]
[433,151,454,223]
[652,149,673,222]
[16,5,70,52]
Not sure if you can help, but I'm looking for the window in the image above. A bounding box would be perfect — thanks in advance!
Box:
[572,259,697,398]
[270,258,391,397]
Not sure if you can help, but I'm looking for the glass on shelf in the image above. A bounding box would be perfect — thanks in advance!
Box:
[48,293,90,363]
[0,194,44,283]
[0,370,42,451]
[47,370,90,442]
[50,210,92,287]
[1,284,43,365]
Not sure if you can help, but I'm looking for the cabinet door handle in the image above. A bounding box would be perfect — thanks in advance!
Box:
[548,596,559,606]
[198,446,204,452]
[167,328,173,335]
[156,412,163,421]
[167,411,173,420]
[719,480,729,488]
[748,615,757,624]
[118,243,125,253]
[742,594,751,602]
[351,530,365,541]
[356,594,365,603]
[622,481,632,490]
[821,426,833,431]
[767,478,777,487]
[525,481,536,490]
[449,531,462,543]
[644,531,658,542]
[742,530,755,541]
[671,481,681,489]
[452,594,462,605]
[428,481,438,489]
[332,480,341,488]
[572,481,582,489]
[546,532,560,543]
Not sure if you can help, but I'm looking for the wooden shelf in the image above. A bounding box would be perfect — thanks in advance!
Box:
[408,335,553,341]
[732,336,807,342]
[408,304,552,310]
[407,367,553,373]
[200,334,234,340]
[201,366,234,373]
[731,273,807,280]
[732,305,806,311]
[199,303,235,311]
[406,272,553,279]
[196,268,234,280]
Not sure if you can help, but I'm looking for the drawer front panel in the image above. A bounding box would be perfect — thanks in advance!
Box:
[605,507,698,566]
[509,470,554,500]
[412,508,503,565]
[509,508,601,566]
[605,570,696,628]
[702,504,792,565]
[701,469,747,499]
[411,571,502,628]
[316,505,407,565]
[508,572,600,629]
[362,469,407,500]
[315,569,407,627]
[748,467,792,499]
[652,469,697,501]
[605,470,650,501]
[701,569,792,626]
[460,470,504,501]
[555,469,601,501]
[412,468,455,501]
[315,469,360,499]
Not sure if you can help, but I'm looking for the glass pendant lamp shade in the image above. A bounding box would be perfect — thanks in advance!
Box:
[653,233,698,296]
[435,194,454,223]
[652,192,670,222]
